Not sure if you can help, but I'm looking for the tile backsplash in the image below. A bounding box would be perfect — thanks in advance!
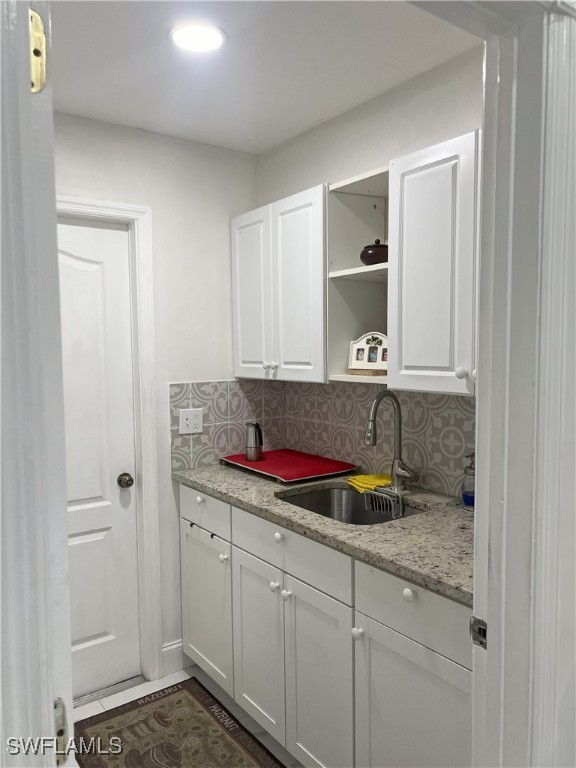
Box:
[170,379,475,497]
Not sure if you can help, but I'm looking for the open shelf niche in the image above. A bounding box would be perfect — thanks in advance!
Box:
[327,167,389,384]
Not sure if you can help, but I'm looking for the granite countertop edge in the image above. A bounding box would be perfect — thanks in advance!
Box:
[172,465,474,607]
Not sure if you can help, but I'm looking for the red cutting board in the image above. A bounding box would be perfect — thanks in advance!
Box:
[220,449,358,483]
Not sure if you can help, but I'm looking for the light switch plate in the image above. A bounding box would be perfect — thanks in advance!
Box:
[179,408,203,435]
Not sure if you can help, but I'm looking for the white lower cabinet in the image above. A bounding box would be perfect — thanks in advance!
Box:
[232,547,286,744]
[232,545,354,768]
[180,489,472,768]
[180,519,234,696]
[354,612,472,768]
[283,574,354,768]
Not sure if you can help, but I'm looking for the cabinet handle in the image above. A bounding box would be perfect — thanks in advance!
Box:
[351,627,364,641]
[455,367,469,380]
[262,361,270,370]
[269,581,280,593]
[280,589,292,601]
[471,368,477,381]
[269,361,278,370]
[273,532,284,543]
[196,495,205,505]
[402,588,416,602]
[218,553,228,563]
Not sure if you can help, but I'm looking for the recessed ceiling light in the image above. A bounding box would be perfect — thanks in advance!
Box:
[171,22,226,53]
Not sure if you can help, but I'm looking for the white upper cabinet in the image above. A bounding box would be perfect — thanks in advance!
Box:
[231,185,326,383]
[231,205,272,380]
[387,131,479,394]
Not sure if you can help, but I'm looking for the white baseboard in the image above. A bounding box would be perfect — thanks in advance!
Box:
[161,640,187,677]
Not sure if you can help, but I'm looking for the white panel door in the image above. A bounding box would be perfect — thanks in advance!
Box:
[2,3,75,758]
[180,520,233,695]
[232,547,286,744]
[58,221,141,697]
[231,205,273,379]
[271,185,326,382]
[284,575,354,768]
[388,132,478,394]
[354,612,472,768]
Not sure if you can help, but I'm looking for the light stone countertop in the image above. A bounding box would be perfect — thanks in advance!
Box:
[173,464,474,607]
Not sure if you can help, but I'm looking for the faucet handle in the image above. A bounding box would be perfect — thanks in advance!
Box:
[394,459,419,485]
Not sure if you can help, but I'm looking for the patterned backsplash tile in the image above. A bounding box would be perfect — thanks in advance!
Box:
[169,379,476,497]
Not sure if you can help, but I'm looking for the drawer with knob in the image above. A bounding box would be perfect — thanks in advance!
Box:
[232,506,352,605]
[355,561,472,669]
[180,485,231,540]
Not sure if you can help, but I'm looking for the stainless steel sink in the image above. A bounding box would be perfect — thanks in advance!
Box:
[281,487,421,525]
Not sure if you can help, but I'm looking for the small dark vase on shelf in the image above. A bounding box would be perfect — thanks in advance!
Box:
[360,239,388,266]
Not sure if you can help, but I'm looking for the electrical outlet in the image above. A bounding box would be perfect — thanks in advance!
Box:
[179,407,203,435]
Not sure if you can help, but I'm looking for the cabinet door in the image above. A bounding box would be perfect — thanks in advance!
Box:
[284,575,354,768]
[180,519,233,696]
[271,185,326,382]
[231,205,273,379]
[388,132,478,394]
[232,547,286,744]
[354,612,472,768]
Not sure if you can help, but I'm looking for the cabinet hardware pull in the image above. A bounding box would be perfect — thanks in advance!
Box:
[262,361,270,370]
[196,495,205,504]
[269,581,280,593]
[455,367,469,380]
[471,368,477,381]
[274,532,284,543]
[218,553,228,563]
[351,627,364,641]
[280,589,292,601]
[269,361,278,370]
[402,588,416,602]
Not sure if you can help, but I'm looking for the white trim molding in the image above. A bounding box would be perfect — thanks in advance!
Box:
[56,195,163,681]
[161,640,187,678]
[531,11,576,768]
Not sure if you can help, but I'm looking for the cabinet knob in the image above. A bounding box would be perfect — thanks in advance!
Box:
[471,368,477,381]
[262,361,270,370]
[280,589,292,601]
[455,367,469,380]
[274,532,284,543]
[351,627,364,641]
[196,495,205,505]
[218,553,228,563]
[269,361,278,370]
[402,588,416,602]
[269,581,280,593]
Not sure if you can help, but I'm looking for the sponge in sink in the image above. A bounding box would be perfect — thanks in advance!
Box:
[348,474,392,493]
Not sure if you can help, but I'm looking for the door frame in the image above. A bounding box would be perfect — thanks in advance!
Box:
[57,195,163,683]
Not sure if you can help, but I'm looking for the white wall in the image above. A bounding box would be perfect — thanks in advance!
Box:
[256,48,483,203]
[53,114,257,649]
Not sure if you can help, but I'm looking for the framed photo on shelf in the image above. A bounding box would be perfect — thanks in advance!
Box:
[348,332,387,375]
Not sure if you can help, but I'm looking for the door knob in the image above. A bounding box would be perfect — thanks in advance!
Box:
[117,472,134,489]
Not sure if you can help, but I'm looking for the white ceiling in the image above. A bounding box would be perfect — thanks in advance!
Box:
[50,1,479,155]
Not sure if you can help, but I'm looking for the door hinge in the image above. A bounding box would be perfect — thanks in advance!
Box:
[470,616,487,649]
[29,10,47,93]
[54,698,68,766]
